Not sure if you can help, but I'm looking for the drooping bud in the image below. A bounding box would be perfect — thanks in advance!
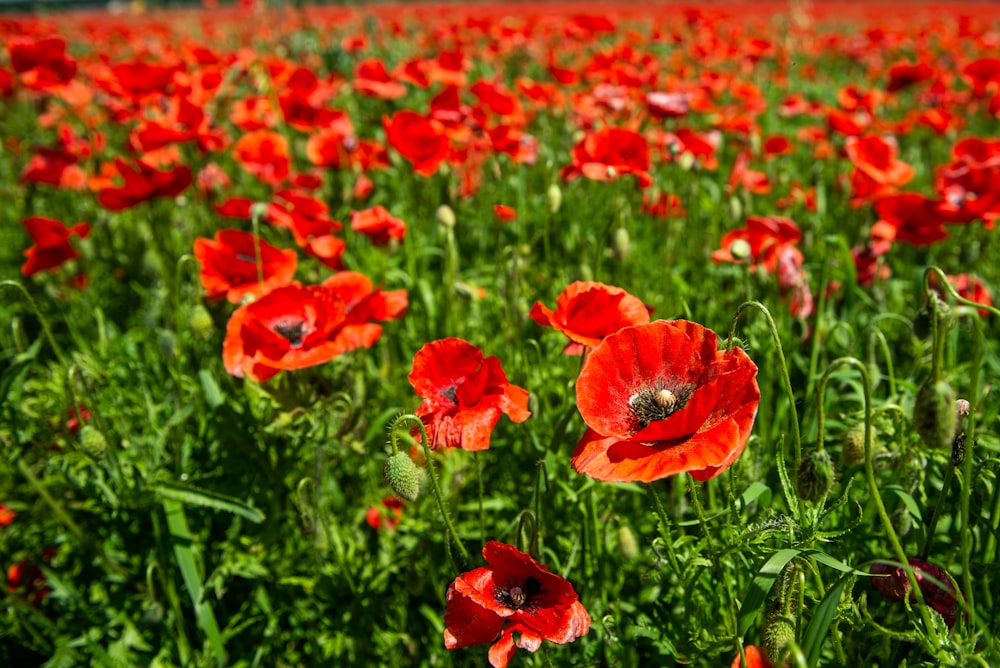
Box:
[617,525,638,560]
[611,227,631,261]
[762,614,796,666]
[547,184,562,213]
[913,380,957,450]
[796,449,836,502]
[435,204,456,229]
[384,451,422,501]
[841,423,868,466]
[79,425,108,459]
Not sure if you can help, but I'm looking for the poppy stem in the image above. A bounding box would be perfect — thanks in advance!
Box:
[828,357,942,647]
[688,477,740,638]
[66,365,124,489]
[387,413,471,566]
[923,266,1000,319]
[250,203,266,286]
[0,280,68,366]
[726,300,802,465]
[645,483,681,574]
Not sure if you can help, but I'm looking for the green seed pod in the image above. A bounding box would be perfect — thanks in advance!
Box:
[891,506,913,537]
[841,422,870,466]
[796,450,836,503]
[762,614,796,666]
[617,525,638,560]
[913,380,957,450]
[384,451,421,501]
[79,425,108,459]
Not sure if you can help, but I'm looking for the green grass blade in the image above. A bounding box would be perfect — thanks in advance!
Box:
[153,480,265,524]
[802,573,854,667]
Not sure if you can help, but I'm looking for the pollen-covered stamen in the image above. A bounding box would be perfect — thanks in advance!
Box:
[493,576,542,611]
[273,319,308,347]
[629,380,695,429]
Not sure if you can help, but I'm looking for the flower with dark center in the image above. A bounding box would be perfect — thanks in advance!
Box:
[444,542,589,668]
[573,320,759,482]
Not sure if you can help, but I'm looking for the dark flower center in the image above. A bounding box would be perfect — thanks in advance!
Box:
[629,379,695,430]
[440,384,458,403]
[273,319,307,348]
[493,576,542,611]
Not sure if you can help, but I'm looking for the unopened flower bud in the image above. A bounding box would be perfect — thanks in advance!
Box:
[914,380,957,450]
[547,184,562,213]
[384,451,421,501]
[729,238,752,262]
[617,525,638,560]
[80,425,108,458]
[841,422,868,466]
[870,557,961,628]
[796,449,836,503]
[728,196,743,221]
[190,305,214,339]
[951,432,966,466]
[250,201,271,221]
[435,204,456,229]
[955,399,970,417]
[612,227,631,261]
[762,614,796,666]
[891,507,912,537]
[677,151,696,171]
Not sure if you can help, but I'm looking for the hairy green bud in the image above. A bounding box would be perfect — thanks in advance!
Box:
[80,425,108,459]
[796,449,836,503]
[914,380,957,450]
[384,451,421,501]
[762,614,796,666]
[617,525,638,560]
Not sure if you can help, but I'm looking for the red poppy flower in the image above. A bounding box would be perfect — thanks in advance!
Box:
[21,216,90,277]
[730,645,773,668]
[95,158,192,212]
[350,205,407,245]
[561,127,653,188]
[944,274,993,316]
[874,193,949,246]
[642,192,686,219]
[444,541,590,668]
[223,275,406,382]
[572,320,759,483]
[383,111,450,177]
[7,36,77,90]
[493,204,517,223]
[408,338,530,451]
[354,58,407,100]
[0,503,15,527]
[711,215,802,273]
[267,190,346,269]
[365,496,404,531]
[530,281,651,355]
[870,558,961,628]
[193,230,297,304]
[233,129,290,185]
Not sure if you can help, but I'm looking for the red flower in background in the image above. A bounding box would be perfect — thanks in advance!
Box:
[870,558,962,628]
[873,193,949,246]
[845,135,914,205]
[233,129,290,185]
[350,205,407,245]
[21,216,89,277]
[572,320,759,483]
[711,215,801,272]
[384,111,450,177]
[0,503,14,527]
[444,541,590,668]
[223,275,406,382]
[562,127,652,188]
[268,190,346,269]
[7,36,77,90]
[730,645,773,668]
[944,274,993,316]
[530,281,650,355]
[492,204,517,223]
[408,338,530,451]
[354,58,407,100]
[193,230,297,304]
[95,158,192,211]
[365,496,404,531]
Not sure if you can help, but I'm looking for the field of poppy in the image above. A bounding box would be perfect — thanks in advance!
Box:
[2,1,1000,666]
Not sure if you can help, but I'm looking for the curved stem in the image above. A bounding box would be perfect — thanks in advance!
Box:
[645,483,681,574]
[828,356,941,646]
[388,414,471,566]
[727,300,802,464]
[0,280,67,366]
[923,266,1000,319]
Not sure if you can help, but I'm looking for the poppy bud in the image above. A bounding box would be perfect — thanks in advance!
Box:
[436,204,456,229]
[796,449,836,502]
[617,525,638,560]
[728,196,742,222]
[729,238,752,262]
[384,451,421,501]
[79,425,108,458]
[912,295,948,340]
[190,305,214,339]
[547,184,562,213]
[913,380,957,450]
[249,201,270,221]
[678,151,696,171]
[841,422,868,466]
[762,614,796,665]
[11,316,28,354]
[891,507,912,537]
[612,228,631,261]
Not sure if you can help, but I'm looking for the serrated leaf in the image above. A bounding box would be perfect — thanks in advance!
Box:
[153,480,265,523]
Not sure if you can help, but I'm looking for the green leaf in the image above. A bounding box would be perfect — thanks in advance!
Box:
[738,548,801,636]
[802,573,854,667]
[883,485,924,527]
[199,369,224,409]
[153,480,265,524]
